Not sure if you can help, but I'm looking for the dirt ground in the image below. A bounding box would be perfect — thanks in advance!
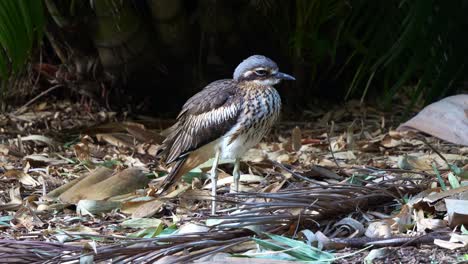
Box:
[0,100,467,263]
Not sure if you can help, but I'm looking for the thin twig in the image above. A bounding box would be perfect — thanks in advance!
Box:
[15,84,63,114]
[271,160,326,186]
[420,136,449,165]
[327,121,342,170]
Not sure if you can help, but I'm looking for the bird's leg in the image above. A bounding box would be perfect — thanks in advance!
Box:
[233,158,241,209]
[210,149,221,215]
[233,158,241,193]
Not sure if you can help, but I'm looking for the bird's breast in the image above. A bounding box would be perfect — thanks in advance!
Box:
[220,86,281,159]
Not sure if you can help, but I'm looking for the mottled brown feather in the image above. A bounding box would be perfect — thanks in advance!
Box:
[158,142,216,194]
[158,79,242,164]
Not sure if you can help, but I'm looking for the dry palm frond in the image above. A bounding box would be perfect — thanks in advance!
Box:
[207,177,428,230]
[0,177,429,263]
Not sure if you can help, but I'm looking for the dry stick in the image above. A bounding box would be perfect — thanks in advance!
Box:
[381,231,452,259]
[15,84,63,114]
[330,231,451,248]
[327,121,342,170]
[271,160,327,186]
[420,136,449,165]
[356,166,433,177]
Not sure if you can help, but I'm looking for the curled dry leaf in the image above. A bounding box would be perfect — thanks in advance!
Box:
[175,223,210,235]
[24,154,68,166]
[398,94,468,146]
[397,154,432,171]
[3,170,40,187]
[291,126,302,152]
[20,135,56,146]
[434,233,468,250]
[365,220,392,238]
[414,209,448,232]
[333,217,365,237]
[242,148,267,163]
[76,200,121,216]
[96,133,135,148]
[445,199,468,227]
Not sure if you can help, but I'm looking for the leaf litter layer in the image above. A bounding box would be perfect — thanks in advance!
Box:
[0,99,467,263]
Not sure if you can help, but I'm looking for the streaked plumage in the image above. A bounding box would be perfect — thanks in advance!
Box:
[157,55,294,213]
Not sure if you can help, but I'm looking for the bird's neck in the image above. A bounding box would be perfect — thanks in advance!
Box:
[237,81,274,92]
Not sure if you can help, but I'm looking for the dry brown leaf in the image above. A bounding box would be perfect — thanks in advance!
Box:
[130,199,164,218]
[176,223,210,234]
[398,94,468,146]
[291,126,302,152]
[0,144,9,155]
[73,142,90,161]
[365,220,392,238]
[76,200,121,216]
[58,167,114,203]
[242,149,267,163]
[24,154,68,166]
[96,133,134,148]
[20,135,56,146]
[66,168,149,203]
[4,170,40,187]
[434,234,468,250]
[14,207,43,231]
[414,209,448,231]
[124,122,164,144]
[9,187,22,205]
[397,154,432,171]
[393,204,413,233]
[445,199,468,227]
[381,134,402,148]
[327,151,356,160]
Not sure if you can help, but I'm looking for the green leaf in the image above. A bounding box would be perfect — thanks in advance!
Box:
[252,233,334,262]
[0,0,44,79]
[158,225,178,236]
[182,168,205,184]
[449,164,468,179]
[128,226,164,238]
[0,215,13,227]
[448,172,461,189]
[432,164,447,191]
[461,225,468,235]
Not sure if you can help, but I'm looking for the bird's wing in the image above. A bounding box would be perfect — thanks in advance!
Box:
[159,79,242,164]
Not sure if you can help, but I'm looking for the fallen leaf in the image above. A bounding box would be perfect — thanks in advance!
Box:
[445,199,468,227]
[291,126,302,151]
[398,94,468,146]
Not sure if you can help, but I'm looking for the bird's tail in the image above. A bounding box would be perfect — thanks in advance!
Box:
[158,158,187,195]
[157,150,211,195]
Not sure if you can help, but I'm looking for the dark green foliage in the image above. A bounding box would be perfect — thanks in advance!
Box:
[272,0,468,105]
[0,0,44,79]
[1,0,467,108]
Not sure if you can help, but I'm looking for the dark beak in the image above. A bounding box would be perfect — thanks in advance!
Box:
[275,72,295,81]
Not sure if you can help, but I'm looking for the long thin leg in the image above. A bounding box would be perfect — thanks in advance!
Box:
[233,158,241,209]
[233,158,241,193]
[210,150,221,215]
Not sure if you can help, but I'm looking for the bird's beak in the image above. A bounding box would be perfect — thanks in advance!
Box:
[275,72,295,81]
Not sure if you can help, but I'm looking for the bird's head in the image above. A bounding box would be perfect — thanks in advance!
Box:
[233,55,295,85]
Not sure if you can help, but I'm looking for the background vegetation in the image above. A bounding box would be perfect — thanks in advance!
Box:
[1,0,467,113]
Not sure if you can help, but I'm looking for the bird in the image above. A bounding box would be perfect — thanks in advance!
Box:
[157,55,295,214]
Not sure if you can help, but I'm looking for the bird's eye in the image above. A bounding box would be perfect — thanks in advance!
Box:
[254,69,268,76]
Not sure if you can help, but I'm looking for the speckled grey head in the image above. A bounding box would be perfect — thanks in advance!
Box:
[233,55,278,80]
[233,55,295,84]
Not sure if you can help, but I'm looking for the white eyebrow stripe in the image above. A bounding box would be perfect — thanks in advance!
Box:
[243,70,254,77]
